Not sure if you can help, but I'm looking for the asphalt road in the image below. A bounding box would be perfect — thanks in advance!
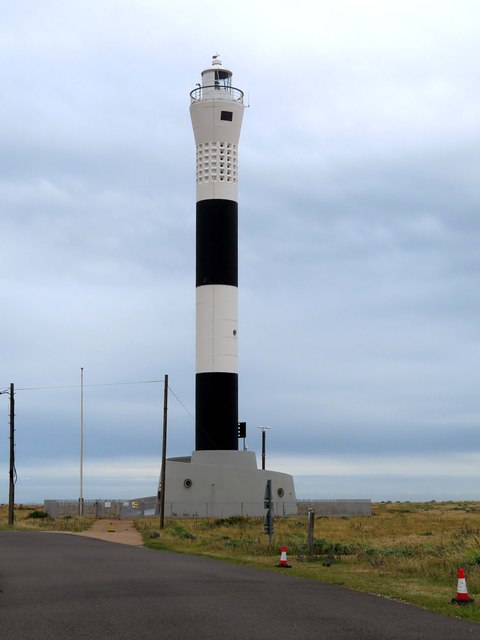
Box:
[0,531,478,639]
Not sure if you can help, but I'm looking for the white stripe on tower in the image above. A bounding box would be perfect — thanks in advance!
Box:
[190,56,245,451]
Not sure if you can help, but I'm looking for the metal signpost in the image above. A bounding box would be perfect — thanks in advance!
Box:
[263,479,274,545]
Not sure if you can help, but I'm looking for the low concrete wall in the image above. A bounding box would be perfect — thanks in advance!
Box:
[160,500,295,518]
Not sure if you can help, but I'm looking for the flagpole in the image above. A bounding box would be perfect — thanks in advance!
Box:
[79,367,84,516]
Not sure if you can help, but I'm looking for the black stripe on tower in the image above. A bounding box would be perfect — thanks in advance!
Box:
[196,198,238,451]
[195,373,238,450]
[196,199,237,286]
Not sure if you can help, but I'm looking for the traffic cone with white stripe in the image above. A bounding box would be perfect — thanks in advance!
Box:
[276,546,292,568]
[451,567,474,605]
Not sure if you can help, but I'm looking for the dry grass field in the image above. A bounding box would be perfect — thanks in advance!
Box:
[0,503,93,532]
[2,501,480,623]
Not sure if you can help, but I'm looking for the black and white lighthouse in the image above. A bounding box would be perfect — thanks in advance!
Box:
[157,57,296,517]
[190,56,245,451]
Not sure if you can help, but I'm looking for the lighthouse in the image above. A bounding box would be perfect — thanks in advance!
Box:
[158,57,297,517]
[190,55,244,451]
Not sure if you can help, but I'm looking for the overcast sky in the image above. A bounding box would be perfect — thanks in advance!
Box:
[2,0,480,503]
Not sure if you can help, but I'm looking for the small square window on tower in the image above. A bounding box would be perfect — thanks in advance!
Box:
[221,110,233,121]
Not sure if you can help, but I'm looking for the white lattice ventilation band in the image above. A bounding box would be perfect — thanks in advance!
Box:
[196,142,238,184]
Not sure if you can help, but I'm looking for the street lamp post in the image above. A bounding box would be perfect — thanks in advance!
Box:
[79,368,84,517]
[258,426,271,471]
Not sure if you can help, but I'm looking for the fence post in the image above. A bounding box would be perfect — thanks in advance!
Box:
[307,508,315,558]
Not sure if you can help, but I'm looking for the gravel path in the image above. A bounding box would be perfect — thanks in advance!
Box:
[72,518,143,545]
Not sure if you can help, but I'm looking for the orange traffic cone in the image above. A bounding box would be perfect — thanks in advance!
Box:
[276,546,292,568]
[451,568,474,605]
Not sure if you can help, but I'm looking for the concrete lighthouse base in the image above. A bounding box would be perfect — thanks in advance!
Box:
[161,451,297,517]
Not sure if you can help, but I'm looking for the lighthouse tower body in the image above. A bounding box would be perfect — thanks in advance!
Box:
[190,57,244,451]
[158,58,297,517]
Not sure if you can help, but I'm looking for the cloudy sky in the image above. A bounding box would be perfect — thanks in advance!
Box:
[2,0,480,503]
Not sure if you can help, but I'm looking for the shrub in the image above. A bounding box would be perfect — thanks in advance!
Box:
[297,538,358,556]
[167,522,195,540]
[213,516,247,527]
[465,549,480,566]
[26,510,49,519]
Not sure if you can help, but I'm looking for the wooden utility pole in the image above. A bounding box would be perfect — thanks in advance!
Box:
[159,374,168,529]
[8,383,15,527]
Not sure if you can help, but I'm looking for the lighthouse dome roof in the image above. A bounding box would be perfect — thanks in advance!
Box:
[201,54,232,78]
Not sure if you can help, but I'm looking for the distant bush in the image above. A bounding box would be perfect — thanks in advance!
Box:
[297,538,358,556]
[167,522,195,540]
[214,516,246,527]
[26,510,49,519]
[198,516,253,529]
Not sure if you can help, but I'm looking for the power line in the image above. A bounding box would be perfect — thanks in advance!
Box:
[14,379,165,392]
[3,378,195,421]
[169,385,194,421]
